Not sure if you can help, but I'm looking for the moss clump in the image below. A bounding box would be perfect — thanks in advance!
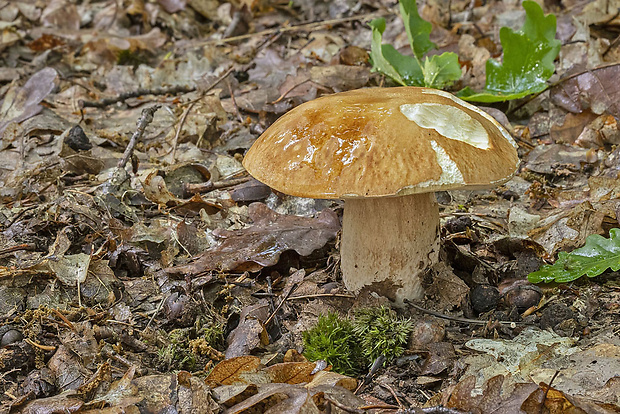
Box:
[302,306,413,376]
[155,315,225,372]
[352,306,414,364]
[302,313,363,376]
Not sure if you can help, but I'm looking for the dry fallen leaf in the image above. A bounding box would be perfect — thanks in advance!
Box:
[0,67,58,135]
[551,64,620,119]
[167,203,340,275]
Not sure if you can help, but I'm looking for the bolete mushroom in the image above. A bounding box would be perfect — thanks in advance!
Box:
[242,87,519,306]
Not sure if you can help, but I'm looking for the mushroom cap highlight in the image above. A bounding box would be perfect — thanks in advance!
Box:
[243,87,519,199]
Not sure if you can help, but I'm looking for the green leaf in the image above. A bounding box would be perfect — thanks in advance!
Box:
[369,10,458,89]
[422,52,462,89]
[399,0,435,59]
[369,18,422,86]
[456,86,539,103]
[458,1,560,102]
[528,228,620,284]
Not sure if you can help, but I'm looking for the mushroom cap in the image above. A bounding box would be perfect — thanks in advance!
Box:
[243,87,520,199]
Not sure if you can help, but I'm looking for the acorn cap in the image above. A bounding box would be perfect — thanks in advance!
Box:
[243,87,519,199]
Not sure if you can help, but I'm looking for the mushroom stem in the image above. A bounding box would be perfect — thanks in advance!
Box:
[340,192,440,306]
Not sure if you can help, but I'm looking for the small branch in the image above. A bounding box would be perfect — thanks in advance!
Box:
[182,11,392,48]
[80,85,193,109]
[171,102,195,163]
[406,300,529,326]
[264,283,298,327]
[0,243,36,258]
[183,176,251,196]
[324,396,365,414]
[118,105,161,169]
[539,371,560,414]
[24,338,56,351]
[287,293,356,300]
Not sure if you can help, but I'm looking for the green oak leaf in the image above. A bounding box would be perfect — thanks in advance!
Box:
[528,228,620,284]
[422,53,462,89]
[399,0,435,59]
[458,1,560,102]
[369,2,460,89]
[369,18,421,86]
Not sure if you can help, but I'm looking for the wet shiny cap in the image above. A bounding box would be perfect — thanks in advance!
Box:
[243,87,520,199]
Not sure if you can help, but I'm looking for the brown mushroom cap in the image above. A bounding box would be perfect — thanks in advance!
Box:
[243,87,519,199]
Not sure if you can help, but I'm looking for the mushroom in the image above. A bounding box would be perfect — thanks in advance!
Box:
[242,87,519,306]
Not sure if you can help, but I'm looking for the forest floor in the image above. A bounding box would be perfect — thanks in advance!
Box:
[1,0,620,413]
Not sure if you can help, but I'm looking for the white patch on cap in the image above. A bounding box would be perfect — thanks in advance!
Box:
[400,103,490,150]
[417,140,464,188]
[420,89,518,149]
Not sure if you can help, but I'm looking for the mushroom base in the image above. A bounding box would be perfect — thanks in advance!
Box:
[340,193,440,306]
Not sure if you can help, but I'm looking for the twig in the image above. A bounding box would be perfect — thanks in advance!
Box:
[52,309,75,331]
[355,355,385,394]
[539,371,560,414]
[0,243,36,258]
[508,62,620,115]
[80,85,193,109]
[227,78,243,123]
[170,66,234,162]
[324,396,365,414]
[24,338,56,351]
[421,408,472,414]
[183,176,251,196]
[3,205,37,229]
[118,105,161,169]
[264,283,298,327]
[406,300,528,326]
[287,293,356,300]
[171,101,195,163]
[144,296,166,332]
[182,11,391,48]
[270,79,314,104]
[381,382,404,409]
[358,404,399,410]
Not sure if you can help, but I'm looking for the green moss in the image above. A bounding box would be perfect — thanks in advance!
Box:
[302,313,363,376]
[352,306,414,364]
[155,315,225,372]
[302,306,414,376]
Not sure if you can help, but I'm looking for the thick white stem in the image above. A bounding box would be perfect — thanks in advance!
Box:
[340,193,439,306]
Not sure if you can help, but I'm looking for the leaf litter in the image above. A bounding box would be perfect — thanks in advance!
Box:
[1,0,620,413]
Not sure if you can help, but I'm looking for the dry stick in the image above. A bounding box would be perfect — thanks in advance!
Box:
[227,78,244,123]
[144,296,166,332]
[52,308,75,331]
[0,243,35,257]
[170,66,235,162]
[406,300,528,326]
[183,11,392,48]
[263,283,299,327]
[287,293,356,300]
[24,338,56,351]
[355,355,385,395]
[381,382,404,410]
[270,79,315,104]
[539,371,560,414]
[80,85,194,109]
[118,105,161,169]
[171,101,196,163]
[184,176,251,196]
[323,396,365,414]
